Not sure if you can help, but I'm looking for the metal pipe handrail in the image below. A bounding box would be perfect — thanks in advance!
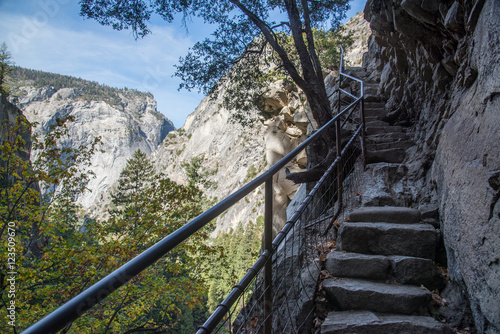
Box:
[24,45,366,334]
[197,99,365,334]
[341,98,362,128]
[340,71,363,83]
[339,88,358,100]
[22,74,359,334]
[339,44,367,166]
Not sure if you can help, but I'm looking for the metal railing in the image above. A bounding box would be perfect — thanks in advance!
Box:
[22,46,365,334]
[197,45,366,333]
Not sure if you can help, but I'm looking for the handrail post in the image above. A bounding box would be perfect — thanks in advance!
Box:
[336,70,343,210]
[263,179,273,334]
[339,45,344,73]
[361,94,367,168]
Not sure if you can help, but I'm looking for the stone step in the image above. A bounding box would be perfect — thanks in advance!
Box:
[367,132,409,142]
[363,110,387,116]
[366,125,405,136]
[364,83,379,90]
[364,94,385,103]
[338,222,438,259]
[325,252,446,290]
[389,255,446,290]
[321,311,451,334]
[349,206,421,224]
[367,147,406,163]
[364,102,385,109]
[325,252,390,280]
[364,109,387,117]
[366,120,390,127]
[344,67,367,79]
[323,278,431,315]
[364,87,379,100]
[369,140,415,151]
[354,116,379,123]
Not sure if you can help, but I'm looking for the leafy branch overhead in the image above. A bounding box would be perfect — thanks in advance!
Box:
[80,0,351,132]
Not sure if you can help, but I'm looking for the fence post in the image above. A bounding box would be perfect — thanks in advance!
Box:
[264,179,273,334]
[336,74,343,210]
[360,92,367,168]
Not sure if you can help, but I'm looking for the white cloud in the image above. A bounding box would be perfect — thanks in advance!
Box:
[0,9,205,127]
[0,1,364,128]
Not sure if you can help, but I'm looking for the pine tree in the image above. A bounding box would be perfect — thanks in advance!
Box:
[112,149,155,206]
[110,149,155,230]
[0,42,14,96]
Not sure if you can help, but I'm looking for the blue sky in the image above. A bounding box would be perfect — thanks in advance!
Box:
[0,0,367,128]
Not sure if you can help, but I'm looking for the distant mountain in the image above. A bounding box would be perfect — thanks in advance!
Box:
[9,67,175,215]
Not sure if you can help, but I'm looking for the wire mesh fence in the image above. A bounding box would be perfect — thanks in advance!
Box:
[200,118,365,334]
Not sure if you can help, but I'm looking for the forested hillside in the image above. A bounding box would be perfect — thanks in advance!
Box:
[10,66,151,107]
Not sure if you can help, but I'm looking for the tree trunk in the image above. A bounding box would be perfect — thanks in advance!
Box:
[231,0,336,177]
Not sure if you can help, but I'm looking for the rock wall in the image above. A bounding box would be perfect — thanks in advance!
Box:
[14,85,174,215]
[363,0,500,332]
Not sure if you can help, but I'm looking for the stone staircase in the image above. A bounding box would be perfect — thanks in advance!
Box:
[363,83,414,165]
[320,206,450,334]
[341,67,414,165]
[319,68,450,333]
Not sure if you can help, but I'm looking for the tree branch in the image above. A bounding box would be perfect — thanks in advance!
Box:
[270,21,291,30]
[228,0,309,91]
[301,0,324,80]
[104,288,131,334]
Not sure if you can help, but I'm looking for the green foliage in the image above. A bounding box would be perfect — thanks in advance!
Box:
[226,26,354,124]
[0,42,14,96]
[0,113,101,333]
[80,0,351,130]
[205,219,262,312]
[110,149,154,212]
[0,115,220,333]
[78,153,215,333]
[313,27,354,70]
[0,109,214,332]
[181,155,217,191]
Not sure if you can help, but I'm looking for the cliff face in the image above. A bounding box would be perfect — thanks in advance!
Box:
[14,84,174,214]
[343,12,372,67]
[153,79,316,235]
[363,0,500,332]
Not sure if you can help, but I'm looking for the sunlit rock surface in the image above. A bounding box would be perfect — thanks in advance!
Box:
[15,85,174,214]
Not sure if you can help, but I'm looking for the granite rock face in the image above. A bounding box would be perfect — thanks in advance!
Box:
[363,0,500,331]
[343,12,372,67]
[152,79,315,235]
[14,85,174,215]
